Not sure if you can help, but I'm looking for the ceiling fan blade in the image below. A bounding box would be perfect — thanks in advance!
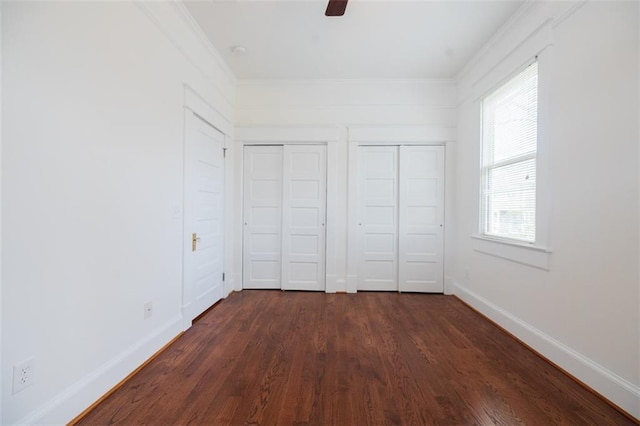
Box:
[325,0,348,16]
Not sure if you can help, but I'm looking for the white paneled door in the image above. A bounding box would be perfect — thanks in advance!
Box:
[398,146,445,292]
[282,145,327,291]
[243,146,283,289]
[358,147,399,291]
[183,112,225,325]
[243,145,327,291]
[358,145,444,293]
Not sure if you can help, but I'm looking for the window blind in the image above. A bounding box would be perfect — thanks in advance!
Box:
[481,61,538,242]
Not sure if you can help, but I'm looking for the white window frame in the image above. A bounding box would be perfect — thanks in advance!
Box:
[480,60,538,244]
[472,49,552,270]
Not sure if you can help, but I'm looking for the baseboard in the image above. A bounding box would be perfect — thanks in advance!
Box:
[453,282,640,420]
[444,276,454,295]
[325,274,338,293]
[232,273,242,292]
[15,315,183,425]
[346,275,357,293]
[181,301,194,330]
[223,276,234,297]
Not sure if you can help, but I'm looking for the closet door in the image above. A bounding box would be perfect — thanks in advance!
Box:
[357,146,399,291]
[243,146,283,289]
[281,145,327,291]
[398,146,445,293]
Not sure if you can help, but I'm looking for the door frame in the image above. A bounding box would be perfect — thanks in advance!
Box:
[235,127,343,293]
[347,126,456,294]
[182,85,233,330]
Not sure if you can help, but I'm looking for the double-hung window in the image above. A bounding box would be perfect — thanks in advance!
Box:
[480,61,538,243]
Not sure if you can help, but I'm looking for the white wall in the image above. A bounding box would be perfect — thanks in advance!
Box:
[235,79,457,292]
[0,1,3,422]
[237,79,456,127]
[454,0,639,418]
[1,2,235,424]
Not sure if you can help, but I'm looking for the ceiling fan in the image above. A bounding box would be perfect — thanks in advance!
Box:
[325,0,348,16]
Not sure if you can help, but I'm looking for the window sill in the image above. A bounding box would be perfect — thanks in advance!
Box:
[471,235,552,270]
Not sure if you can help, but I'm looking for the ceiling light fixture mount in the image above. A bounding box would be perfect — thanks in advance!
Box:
[231,45,247,56]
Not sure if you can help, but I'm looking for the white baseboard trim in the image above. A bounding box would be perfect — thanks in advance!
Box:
[325,276,347,293]
[223,276,234,297]
[232,273,242,292]
[16,315,183,425]
[453,282,640,420]
[181,301,194,330]
[444,276,454,295]
[346,275,357,294]
[325,274,338,293]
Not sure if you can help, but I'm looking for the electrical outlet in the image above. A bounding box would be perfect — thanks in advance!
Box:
[144,301,153,319]
[13,358,35,394]
[464,268,470,280]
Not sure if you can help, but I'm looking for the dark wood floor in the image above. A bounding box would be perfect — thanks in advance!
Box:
[78,291,634,425]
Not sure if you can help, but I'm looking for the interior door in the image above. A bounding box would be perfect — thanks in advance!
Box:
[183,111,224,325]
[398,146,445,292]
[357,146,399,291]
[243,146,283,289]
[281,145,327,291]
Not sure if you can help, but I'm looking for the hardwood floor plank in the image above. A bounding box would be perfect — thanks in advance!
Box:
[76,291,636,426]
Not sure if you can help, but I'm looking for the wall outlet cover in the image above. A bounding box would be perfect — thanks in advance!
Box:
[13,357,36,394]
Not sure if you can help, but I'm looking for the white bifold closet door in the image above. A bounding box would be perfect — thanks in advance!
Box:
[243,146,283,289]
[243,145,326,291]
[281,145,327,291]
[358,145,444,293]
[358,147,400,291]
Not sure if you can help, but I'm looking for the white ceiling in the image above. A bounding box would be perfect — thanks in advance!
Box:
[183,0,524,80]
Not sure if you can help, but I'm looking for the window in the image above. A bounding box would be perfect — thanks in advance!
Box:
[480,61,538,243]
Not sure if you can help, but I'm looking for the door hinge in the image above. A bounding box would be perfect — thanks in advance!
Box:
[222,272,225,282]
[223,147,227,158]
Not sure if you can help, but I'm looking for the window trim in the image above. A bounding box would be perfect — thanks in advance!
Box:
[471,235,551,270]
[473,49,552,268]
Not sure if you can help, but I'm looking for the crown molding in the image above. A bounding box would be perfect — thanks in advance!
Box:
[456,0,536,82]
[456,0,590,84]
[551,0,587,29]
[170,1,237,84]
[133,0,236,112]
[236,78,456,88]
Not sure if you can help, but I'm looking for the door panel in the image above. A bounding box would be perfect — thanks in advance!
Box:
[243,146,283,289]
[358,146,399,291]
[282,145,326,291]
[398,145,445,293]
[357,145,445,293]
[183,112,224,324]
